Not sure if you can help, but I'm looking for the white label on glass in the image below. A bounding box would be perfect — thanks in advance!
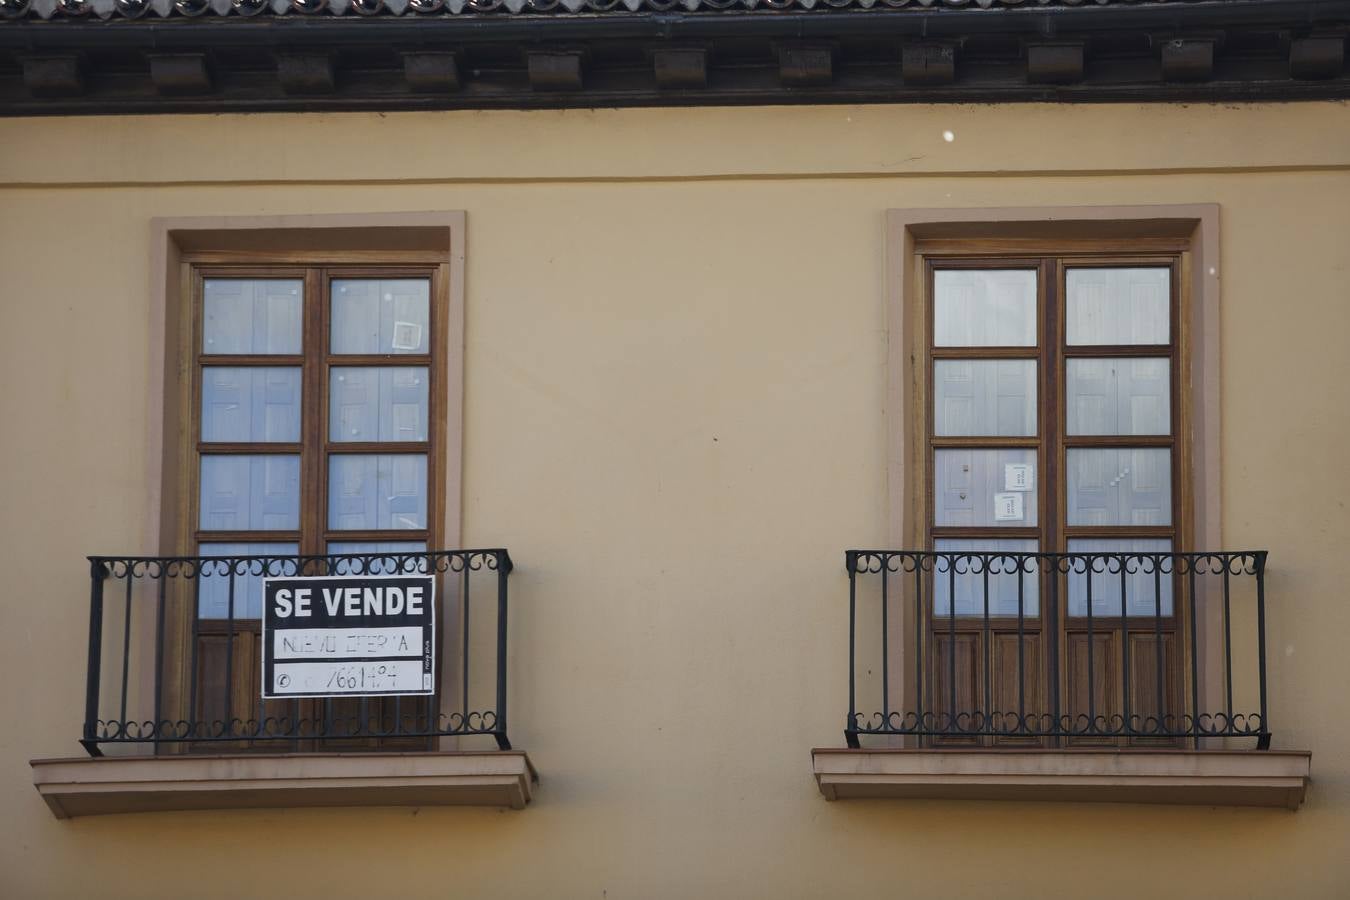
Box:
[1005,463,1034,492]
[391,321,422,351]
[994,492,1024,521]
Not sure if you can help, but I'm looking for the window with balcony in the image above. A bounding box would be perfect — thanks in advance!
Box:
[187,266,448,751]
[33,217,536,818]
[921,255,1185,745]
[813,210,1310,808]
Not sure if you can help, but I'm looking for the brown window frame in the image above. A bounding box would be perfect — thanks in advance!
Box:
[186,261,450,563]
[916,240,1192,747]
[168,249,454,752]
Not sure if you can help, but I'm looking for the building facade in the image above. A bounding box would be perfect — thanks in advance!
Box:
[2,1,1349,897]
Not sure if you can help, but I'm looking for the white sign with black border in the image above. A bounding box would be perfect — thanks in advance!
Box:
[261,574,435,699]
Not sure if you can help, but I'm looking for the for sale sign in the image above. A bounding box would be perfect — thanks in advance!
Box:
[261,575,435,699]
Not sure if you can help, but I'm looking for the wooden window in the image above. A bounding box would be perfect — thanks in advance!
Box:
[180,259,450,750]
[920,246,1187,746]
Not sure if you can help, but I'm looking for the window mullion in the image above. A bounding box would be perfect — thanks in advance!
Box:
[1042,256,1063,747]
[301,266,326,559]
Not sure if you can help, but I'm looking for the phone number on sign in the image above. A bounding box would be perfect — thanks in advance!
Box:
[270,659,428,695]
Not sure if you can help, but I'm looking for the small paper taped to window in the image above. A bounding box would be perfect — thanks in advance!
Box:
[994,492,1024,521]
[1005,463,1034,492]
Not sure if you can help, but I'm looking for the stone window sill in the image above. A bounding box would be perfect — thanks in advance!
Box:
[812,748,1310,809]
[31,750,537,818]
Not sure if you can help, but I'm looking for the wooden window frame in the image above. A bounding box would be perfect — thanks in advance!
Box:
[885,206,1224,750]
[186,261,450,563]
[143,213,468,754]
[919,249,1188,747]
[179,257,452,751]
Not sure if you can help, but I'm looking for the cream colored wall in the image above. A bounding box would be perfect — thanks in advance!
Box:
[1,103,1349,899]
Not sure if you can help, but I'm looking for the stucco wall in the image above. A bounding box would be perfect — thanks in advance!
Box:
[1,102,1348,899]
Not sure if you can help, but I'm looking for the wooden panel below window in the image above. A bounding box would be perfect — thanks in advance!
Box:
[992,632,1043,745]
[931,629,1046,747]
[1127,632,1182,747]
[1064,629,1181,747]
[193,631,431,753]
[192,630,300,754]
[931,632,979,746]
[1065,631,1118,745]
[317,695,434,752]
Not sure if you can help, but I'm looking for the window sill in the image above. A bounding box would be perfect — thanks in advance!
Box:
[811,748,1310,809]
[31,750,537,819]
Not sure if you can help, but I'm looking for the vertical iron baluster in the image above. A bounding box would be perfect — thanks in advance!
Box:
[462,562,471,722]
[1016,556,1025,737]
[1153,560,1164,738]
[948,557,956,735]
[359,559,370,736]
[914,558,924,740]
[256,559,270,741]
[982,557,991,738]
[189,566,201,738]
[1048,556,1061,742]
[1222,564,1234,733]
[119,569,134,733]
[1086,557,1095,737]
[153,567,166,739]
[1255,552,1270,749]
[224,566,236,738]
[1120,558,1130,740]
[874,555,885,723]
[495,552,511,750]
[1188,561,1200,750]
[881,558,889,724]
[846,552,858,747]
[83,560,107,754]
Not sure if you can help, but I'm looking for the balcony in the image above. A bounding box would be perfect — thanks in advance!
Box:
[32,549,536,817]
[813,550,1310,809]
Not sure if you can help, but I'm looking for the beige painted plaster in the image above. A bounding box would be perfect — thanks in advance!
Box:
[1,104,1349,186]
[1,103,1349,900]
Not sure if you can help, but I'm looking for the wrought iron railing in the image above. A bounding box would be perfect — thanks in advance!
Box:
[81,549,513,755]
[844,550,1271,749]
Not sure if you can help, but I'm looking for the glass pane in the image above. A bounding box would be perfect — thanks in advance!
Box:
[331,278,430,355]
[203,279,302,354]
[934,269,1037,347]
[934,449,1038,527]
[201,367,302,443]
[328,454,427,530]
[199,455,300,531]
[1066,539,1174,617]
[330,367,429,442]
[1066,267,1169,346]
[1067,448,1171,526]
[934,359,1036,437]
[197,543,299,619]
[327,541,429,575]
[934,539,1040,617]
[1066,358,1170,436]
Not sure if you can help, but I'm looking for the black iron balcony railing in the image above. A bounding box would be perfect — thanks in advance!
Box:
[81,549,512,756]
[845,550,1271,750]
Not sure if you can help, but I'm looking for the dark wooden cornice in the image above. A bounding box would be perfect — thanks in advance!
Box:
[1,0,1347,114]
